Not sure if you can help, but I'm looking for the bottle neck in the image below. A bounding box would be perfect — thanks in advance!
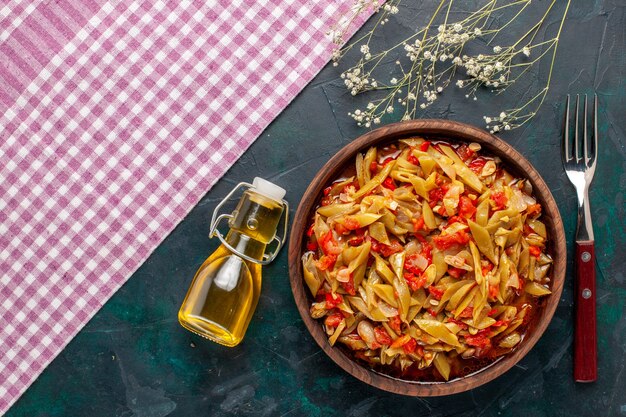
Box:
[225,230,266,261]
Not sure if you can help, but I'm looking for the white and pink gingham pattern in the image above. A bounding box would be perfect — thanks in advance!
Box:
[0,0,373,413]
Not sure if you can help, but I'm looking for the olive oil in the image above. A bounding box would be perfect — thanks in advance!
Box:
[178,179,286,347]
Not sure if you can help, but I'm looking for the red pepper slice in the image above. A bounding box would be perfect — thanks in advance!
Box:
[433,229,471,250]
[468,157,488,174]
[488,284,499,298]
[389,315,402,333]
[374,326,393,345]
[428,286,444,300]
[381,156,396,166]
[325,293,343,309]
[458,195,477,219]
[529,245,542,258]
[343,217,361,231]
[428,187,446,204]
[455,144,475,161]
[491,191,508,210]
[526,203,542,217]
[404,271,427,291]
[446,317,469,329]
[320,231,341,255]
[324,312,344,328]
[447,215,466,225]
[382,177,396,190]
[465,333,492,349]
[402,338,418,354]
[412,216,425,232]
[316,254,337,271]
[373,239,403,257]
[458,306,473,318]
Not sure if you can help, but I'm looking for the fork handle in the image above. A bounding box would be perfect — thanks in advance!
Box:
[574,240,597,382]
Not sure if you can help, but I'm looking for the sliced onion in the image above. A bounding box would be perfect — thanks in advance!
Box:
[357,321,377,349]
[522,193,536,206]
[404,239,420,255]
[396,209,410,223]
[336,267,351,282]
[377,300,399,317]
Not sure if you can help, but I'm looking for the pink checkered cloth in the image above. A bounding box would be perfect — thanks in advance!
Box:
[0,0,373,413]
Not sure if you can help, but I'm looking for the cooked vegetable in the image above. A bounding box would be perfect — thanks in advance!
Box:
[303,138,553,381]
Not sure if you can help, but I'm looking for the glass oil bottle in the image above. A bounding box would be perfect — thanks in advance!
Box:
[178,178,288,347]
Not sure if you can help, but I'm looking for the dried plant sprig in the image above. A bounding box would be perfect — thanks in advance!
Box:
[332,0,571,132]
[483,0,571,132]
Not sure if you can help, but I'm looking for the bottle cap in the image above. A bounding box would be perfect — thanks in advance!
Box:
[252,177,286,202]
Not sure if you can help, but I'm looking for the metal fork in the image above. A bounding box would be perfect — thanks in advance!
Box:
[562,94,598,383]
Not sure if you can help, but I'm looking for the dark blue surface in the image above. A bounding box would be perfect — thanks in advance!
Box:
[6,1,625,416]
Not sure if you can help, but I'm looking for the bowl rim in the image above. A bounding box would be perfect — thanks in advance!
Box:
[287,119,566,396]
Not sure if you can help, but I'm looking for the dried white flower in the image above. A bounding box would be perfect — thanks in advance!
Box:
[333,0,564,132]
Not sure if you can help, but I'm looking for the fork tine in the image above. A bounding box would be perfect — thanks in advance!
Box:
[575,95,581,163]
[583,94,590,166]
[563,95,571,162]
[593,93,598,166]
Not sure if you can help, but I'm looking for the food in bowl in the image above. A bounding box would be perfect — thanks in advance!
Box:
[301,137,553,382]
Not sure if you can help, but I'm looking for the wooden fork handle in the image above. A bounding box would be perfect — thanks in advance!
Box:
[574,241,597,382]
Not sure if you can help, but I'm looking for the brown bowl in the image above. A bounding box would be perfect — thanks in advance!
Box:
[288,119,566,396]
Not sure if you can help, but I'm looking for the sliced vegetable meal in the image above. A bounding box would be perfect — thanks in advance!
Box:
[302,137,553,381]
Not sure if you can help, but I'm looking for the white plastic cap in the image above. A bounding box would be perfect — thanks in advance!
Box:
[252,177,286,202]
